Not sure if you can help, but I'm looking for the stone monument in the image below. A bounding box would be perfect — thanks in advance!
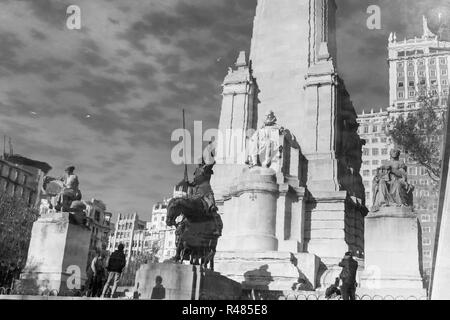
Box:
[211,0,366,293]
[18,166,92,295]
[359,149,426,296]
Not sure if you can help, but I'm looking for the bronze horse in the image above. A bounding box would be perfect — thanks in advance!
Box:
[166,162,222,270]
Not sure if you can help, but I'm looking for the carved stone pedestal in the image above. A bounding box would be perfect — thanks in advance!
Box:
[134,263,242,300]
[18,212,91,295]
[359,206,426,296]
[214,251,320,292]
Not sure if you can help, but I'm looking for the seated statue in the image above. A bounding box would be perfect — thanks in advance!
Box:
[246,110,284,168]
[41,166,83,213]
[371,149,414,212]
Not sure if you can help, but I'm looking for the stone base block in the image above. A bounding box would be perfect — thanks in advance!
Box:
[18,212,91,295]
[134,263,241,300]
[214,251,319,291]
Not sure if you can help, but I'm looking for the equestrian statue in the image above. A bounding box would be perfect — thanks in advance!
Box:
[166,158,223,271]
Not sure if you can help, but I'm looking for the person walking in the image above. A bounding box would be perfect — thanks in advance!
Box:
[101,244,126,298]
[338,251,358,300]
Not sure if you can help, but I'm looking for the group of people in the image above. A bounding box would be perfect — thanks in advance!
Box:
[84,243,126,298]
[0,261,21,290]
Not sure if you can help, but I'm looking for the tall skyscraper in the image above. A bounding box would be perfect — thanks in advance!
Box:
[357,16,450,282]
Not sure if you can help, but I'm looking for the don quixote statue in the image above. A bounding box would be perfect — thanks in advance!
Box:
[166,156,223,271]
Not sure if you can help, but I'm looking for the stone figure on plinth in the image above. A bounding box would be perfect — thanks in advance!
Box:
[54,166,82,211]
[371,149,414,212]
[246,111,284,168]
[40,166,86,221]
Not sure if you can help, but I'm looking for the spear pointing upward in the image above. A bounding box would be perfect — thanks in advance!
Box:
[182,109,188,183]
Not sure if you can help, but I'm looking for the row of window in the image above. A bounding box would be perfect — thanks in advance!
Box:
[421,214,438,223]
[398,68,448,79]
[362,148,389,157]
[359,125,387,134]
[399,79,448,88]
[398,89,449,99]
[397,58,448,69]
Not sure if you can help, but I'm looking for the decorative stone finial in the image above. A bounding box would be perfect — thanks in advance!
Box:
[235,51,247,68]
[318,42,331,61]
[423,15,436,38]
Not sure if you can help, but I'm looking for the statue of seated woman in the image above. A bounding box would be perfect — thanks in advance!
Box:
[371,149,414,212]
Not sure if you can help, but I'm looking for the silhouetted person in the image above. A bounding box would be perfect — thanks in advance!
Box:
[86,251,106,297]
[151,276,166,300]
[101,243,126,298]
[0,260,7,288]
[325,278,342,300]
[339,252,358,300]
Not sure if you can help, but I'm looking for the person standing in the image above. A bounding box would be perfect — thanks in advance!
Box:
[338,252,358,300]
[86,251,106,297]
[0,260,7,288]
[101,244,126,298]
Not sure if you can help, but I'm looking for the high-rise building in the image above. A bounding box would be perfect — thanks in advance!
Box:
[357,16,450,281]
[84,198,113,263]
[107,212,146,263]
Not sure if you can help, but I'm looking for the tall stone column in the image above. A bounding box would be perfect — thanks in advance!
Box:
[211,51,256,202]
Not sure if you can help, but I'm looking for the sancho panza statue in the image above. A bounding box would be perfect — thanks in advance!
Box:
[371,149,414,212]
[40,166,85,216]
[247,110,284,168]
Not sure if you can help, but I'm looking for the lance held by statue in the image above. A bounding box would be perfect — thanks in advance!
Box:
[166,159,223,270]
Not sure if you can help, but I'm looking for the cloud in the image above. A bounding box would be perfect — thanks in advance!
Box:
[1,0,441,222]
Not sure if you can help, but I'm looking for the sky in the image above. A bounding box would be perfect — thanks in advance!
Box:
[0,0,448,222]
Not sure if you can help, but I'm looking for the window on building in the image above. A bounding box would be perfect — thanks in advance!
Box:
[423,251,432,258]
[421,215,431,222]
[408,71,414,77]
[409,91,415,97]
[398,82,404,88]
[363,148,369,156]
[372,148,379,156]
[363,170,370,177]
[372,160,379,165]
[440,58,447,65]
[398,91,404,99]
[372,169,378,176]
[443,79,448,86]
[398,72,404,78]
[430,70,437,77]
[408,81,415,87]
[381,160,389,165]
[422,238,431,245]
[363,161,370,166]
[381,138,387,143]
[430,58,436,65]
[408,167,417,175]
[420,168,427,175]
[442,69,448,76]
[423,227,431,233]
[419,71,425,77]
[418,59,425,66]
[372,138,378,143]
[397,62,404,68]
[363,126,369,134]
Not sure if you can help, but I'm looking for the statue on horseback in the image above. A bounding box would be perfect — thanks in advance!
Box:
[166,158,223,270]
